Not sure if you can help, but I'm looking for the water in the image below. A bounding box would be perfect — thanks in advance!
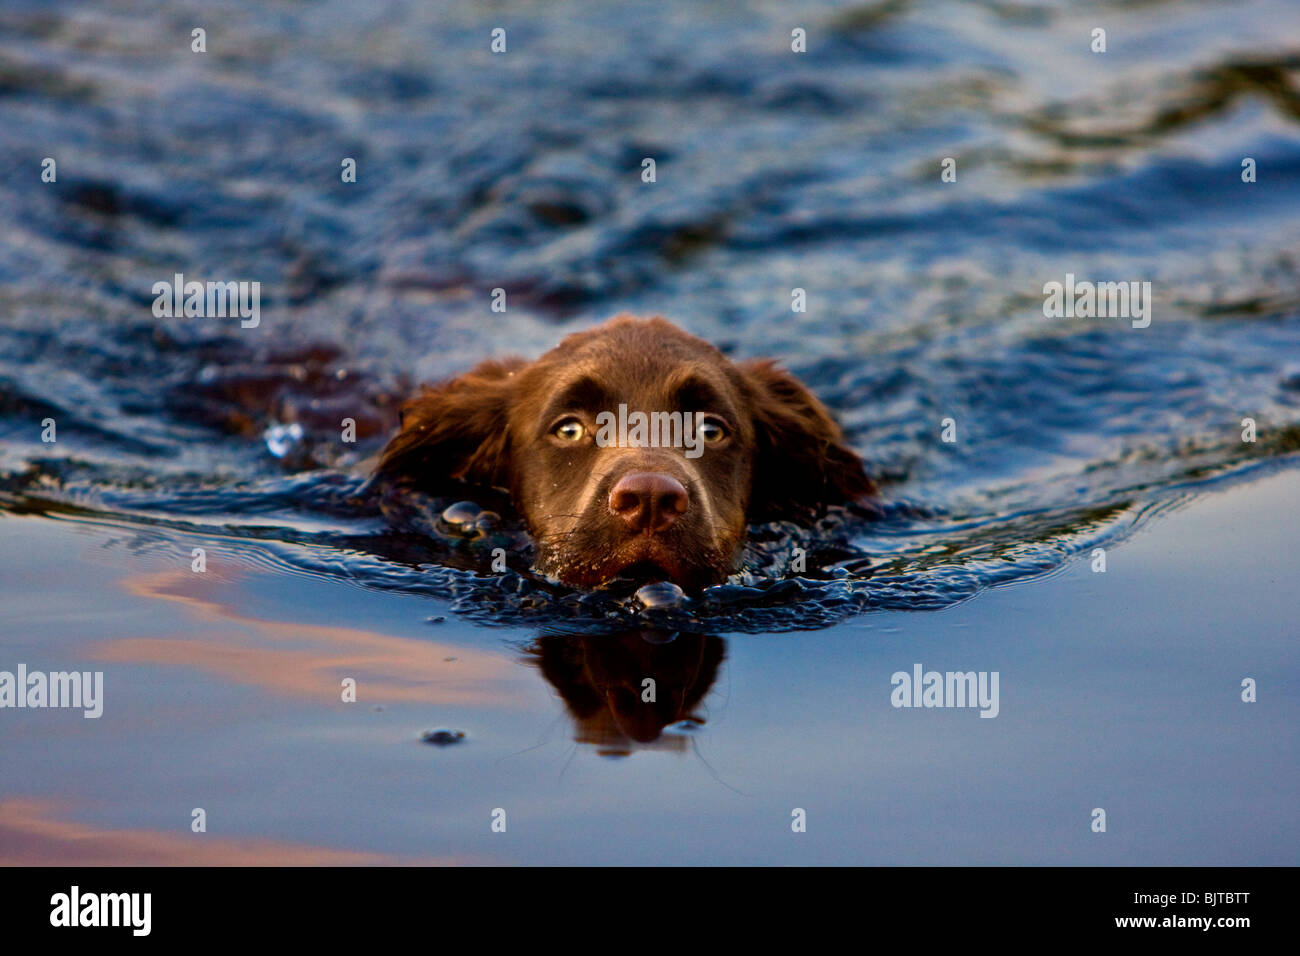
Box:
[0,0,1297,863]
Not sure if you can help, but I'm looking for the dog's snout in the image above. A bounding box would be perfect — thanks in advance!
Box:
[608,471,689,534]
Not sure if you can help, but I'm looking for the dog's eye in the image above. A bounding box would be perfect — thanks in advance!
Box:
[699,417,728,442]
[552,418,586,442]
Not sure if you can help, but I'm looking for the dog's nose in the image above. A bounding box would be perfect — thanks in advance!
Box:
[608,472,689,534]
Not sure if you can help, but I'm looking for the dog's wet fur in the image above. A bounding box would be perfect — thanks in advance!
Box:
[374,316,873,590]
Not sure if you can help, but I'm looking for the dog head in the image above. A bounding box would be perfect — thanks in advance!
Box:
[374,316,873,589]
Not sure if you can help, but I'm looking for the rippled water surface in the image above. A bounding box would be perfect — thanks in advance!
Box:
[3,0,1299,631]
[0,0,1297,863]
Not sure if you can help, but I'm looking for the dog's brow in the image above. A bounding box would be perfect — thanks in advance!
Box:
[542,375,613,422]
[670,372,731,415]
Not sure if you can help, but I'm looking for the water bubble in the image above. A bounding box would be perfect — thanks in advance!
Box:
[634,580,685,609]
[438,501,482,536]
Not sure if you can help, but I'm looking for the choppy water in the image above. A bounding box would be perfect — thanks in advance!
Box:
[1,0,1298,632]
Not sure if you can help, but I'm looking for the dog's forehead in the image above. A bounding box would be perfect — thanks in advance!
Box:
[550,318,723,363]
[529,319,739,403]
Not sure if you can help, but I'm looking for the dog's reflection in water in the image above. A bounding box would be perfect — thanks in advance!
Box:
[527,630,725,756]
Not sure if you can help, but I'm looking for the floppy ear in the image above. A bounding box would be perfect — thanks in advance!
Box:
[373,357,525,493]
[739,359,875,520]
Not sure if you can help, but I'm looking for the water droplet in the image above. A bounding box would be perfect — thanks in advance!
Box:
[263,422,304,458]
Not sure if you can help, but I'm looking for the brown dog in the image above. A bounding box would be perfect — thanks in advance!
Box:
[374,316,872,590]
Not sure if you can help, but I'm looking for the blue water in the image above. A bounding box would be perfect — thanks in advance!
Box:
[0,0,1297,863]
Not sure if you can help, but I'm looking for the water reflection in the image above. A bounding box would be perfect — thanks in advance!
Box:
[0,799,460,866]
[93,566,726,758]
[528,629,725,756]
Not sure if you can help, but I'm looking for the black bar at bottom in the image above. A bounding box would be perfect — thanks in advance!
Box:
[0,865,1282,942]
